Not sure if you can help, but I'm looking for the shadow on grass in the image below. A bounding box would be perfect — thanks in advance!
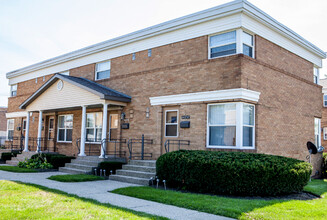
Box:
[12,181,167,220]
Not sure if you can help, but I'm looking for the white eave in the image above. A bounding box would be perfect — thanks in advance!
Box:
[6,0,326,79]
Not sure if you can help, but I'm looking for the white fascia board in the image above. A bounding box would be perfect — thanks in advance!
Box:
[6,111,27,118]
[149,88,260,106]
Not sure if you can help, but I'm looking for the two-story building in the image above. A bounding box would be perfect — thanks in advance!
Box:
[5,0,326,174]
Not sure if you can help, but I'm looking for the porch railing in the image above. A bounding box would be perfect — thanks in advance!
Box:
[76,138,127,157]
[4,136,56,152]
[127,134,153,160]
[164,140,190,153]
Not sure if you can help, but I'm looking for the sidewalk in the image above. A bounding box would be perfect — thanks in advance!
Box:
[0,170,233,220]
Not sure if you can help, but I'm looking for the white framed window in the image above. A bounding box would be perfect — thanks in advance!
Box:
[323,127,327,140]
[109,114,119,140]
[48,118,54,140]
[95,61,110,80]
[57,115,73,142]
[314,67,319,84]
[209,29,255,59]
[86,112,102,143]
[207,102,255,149]
[148,49,152,57]
[7,119,14,140]
[314,118,321,147]
[324,95,327,107]
[165,110,178,137]
[10,84,17,97]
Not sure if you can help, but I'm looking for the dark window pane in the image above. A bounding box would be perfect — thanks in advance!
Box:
[96,128,102,142]
[8,130,13,140]
[243,44,253,57]
[97,70,110,80]
[58,129,65,141]
[210,44,236,58]
[86,129,94,142]
[209,126,236,146]
[243,126,253,147]
[49,119,54,129]
[166,125,177,136]
[66,129,72,142]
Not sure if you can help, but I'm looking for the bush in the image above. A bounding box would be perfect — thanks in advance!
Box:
[157,150,312,196]
[31,153,75,169]
[323,153,327,178]
[97,161,125,176]
[18,157,53,169]
[1,151,20,161]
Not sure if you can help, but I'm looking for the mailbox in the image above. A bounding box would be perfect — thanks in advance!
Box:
[121,123,129,129]
[180,121,190,128]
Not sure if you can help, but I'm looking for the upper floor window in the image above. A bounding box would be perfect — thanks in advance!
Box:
[324,95,327,107]
[209,30,254,59]
[95,61,110,80]
[314,67,319,84]
[10,84,17,97]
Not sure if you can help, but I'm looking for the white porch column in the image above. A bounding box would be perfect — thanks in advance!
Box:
[24,112,30,152]
[100,103,108,158]
[36,110,43,152]
[79,106,87,156]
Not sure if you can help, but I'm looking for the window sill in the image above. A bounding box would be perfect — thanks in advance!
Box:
[206,146,255,150]
[85,142,101,144]
[57,141,72,144]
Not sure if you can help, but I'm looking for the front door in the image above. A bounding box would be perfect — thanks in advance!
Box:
[107,113,119,155]
[162,107,179,154]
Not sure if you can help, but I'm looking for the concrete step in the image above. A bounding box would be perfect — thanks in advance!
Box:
[70,159,99,167]
[122,164,156,173]
[109,175,150,185]
[65,163,95,171]
[74,156,126,163]
[6,160,19,166]
[116,170,155,179]
[129,160,156,167]
[58,167,90,174]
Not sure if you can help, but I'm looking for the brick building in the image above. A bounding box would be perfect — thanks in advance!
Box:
[0,107,7,146]
[320,79,327,150]
[5,0,326,174]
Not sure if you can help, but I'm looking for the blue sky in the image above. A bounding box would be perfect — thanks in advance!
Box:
[0,0,326,107]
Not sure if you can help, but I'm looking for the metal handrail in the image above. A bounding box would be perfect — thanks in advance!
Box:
[164,140,190,153]
[101,138,127,158]
[76,138,81,154]
[127,134,153,160]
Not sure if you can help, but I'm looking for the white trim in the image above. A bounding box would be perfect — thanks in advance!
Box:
[150,88,260,106]
[164,110,179,138]
[6,0,325,84]
[6,119,14,140]
[323,127,327,141]
[6,111,28,118]
[95,60,111,81]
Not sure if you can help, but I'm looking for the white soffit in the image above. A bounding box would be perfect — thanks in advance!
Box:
[6,111,28,118]
[149,88,260,105]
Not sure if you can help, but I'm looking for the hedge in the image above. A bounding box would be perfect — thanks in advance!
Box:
[97,161,125,176]
[323,153,327,178]
[156,150,312,196]
[1,151,21,161]
[31,153,75,169]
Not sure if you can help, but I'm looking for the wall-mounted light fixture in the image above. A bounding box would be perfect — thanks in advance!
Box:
[121,112,126,120]
[146,107,150,118]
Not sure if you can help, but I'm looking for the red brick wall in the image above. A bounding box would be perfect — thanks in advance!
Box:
[0,107,7,132]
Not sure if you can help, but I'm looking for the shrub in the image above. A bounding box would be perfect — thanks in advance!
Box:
[157,150,312,196]
[1,151,20,161]
[18,157,53,169]
[323,153,327,178]
[31,153,75,169]
[97,161,125,176]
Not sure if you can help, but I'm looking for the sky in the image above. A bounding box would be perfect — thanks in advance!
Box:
[0,0,326,107]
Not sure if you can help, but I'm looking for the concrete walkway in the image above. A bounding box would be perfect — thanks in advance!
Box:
[0,170,232,220]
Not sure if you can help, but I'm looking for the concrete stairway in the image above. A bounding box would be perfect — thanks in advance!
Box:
[6,152,36,166]
[109,160,156,185]
[59,156,126,174]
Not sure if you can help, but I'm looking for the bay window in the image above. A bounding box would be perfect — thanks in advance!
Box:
[209,29,254,59]
[207,102,255,149]
[86,112,102,142]
[58,115,73,142]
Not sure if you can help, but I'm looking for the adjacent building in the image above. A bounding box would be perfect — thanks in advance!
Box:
[5,0,326,174]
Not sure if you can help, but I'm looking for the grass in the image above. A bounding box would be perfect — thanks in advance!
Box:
[0,165,38,173]
[0,180,166,220]
[48,174,105,182]
[112,179,327,220]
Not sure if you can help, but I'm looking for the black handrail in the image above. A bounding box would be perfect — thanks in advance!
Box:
[76,138,81,154]
[101,138,127,158]
[127,134,153,160]
[164,140,190,153]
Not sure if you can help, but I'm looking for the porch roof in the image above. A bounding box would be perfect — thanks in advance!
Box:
[19,74,131,110]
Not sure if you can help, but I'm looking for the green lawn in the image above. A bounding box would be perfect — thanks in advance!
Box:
[0,165,38,173]
[48,174,105,182]
[0,180,166,220]
[112,179,327,220]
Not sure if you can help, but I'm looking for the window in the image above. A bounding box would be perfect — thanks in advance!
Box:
[242,32,254,58]
[165,110,178,137]
[132,53,136,60]
[210,31,236,58]
[7,119,14,140]
[10,84,17,97]
[48,118,54,140]
[109,114,119,140]
[148,49,152,57]
[323,127,327,140]
[86,112,102,142]
[58,115,73,142]
[209,29,254,59]
[95,61,110,80]
[314,118,321,147]
[207,102,255,149]
[324,95,327,107]
[314,67,319,84]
